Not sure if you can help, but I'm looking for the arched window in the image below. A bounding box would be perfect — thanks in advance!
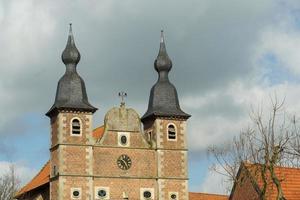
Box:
[168,124,176,140]
[71,118,81,135]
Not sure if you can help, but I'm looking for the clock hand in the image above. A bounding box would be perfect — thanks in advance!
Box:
[120,159,127,168]
[122,159,128,168]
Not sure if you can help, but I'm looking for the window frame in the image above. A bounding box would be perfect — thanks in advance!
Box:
[167,123,177,141]
[169,192,178,200]
[95,186,110,200]
[117,132,130,147]
[140,188,154,200]
[70,117,82,136]
[71,187,82,199]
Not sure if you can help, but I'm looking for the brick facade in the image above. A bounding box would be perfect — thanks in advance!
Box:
[229,167,260,200]
[48,105,189,200]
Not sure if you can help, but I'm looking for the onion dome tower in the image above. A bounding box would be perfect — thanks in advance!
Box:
[46,24,97,117]
[141,31,190,122]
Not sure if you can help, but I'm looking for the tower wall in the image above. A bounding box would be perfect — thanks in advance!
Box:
[50,112,93,200]
[146,118,189,200]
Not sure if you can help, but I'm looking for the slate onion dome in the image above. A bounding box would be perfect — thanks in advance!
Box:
[141,31,190,122]
[46,24,97,117]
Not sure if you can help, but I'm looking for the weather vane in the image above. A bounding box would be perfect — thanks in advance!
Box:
[118,91,127,105]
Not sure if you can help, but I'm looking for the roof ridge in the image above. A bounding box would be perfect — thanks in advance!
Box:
[93,125,104,131]
[189,192,228,196]
[244,162,300,171]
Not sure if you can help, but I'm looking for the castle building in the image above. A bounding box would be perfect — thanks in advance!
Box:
[15,25,228,200]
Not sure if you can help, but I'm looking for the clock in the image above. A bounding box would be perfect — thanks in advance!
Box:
[117,154,132,170]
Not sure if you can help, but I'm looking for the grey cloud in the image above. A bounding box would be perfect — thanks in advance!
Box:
[0,0,298,147]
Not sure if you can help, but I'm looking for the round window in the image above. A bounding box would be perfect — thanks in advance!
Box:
[98,189,107,197]
[73,190,80,197]
[120,135,127,145]
[143,191,152,199]
[170,194,177,199]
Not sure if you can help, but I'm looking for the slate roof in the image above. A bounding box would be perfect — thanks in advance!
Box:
[141,31,190,122]
[46,24,97,117]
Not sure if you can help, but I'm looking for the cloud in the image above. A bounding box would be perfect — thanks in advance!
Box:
[0,0,279,137]
[2,0,300,194]
[0,161,37,186]
[199,164,230,194]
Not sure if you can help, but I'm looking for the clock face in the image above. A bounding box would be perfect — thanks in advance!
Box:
[117,154,132,170]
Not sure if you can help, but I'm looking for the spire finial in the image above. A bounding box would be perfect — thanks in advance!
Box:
[160,30,164,43]
[69,23,72,35]
[61,23,81,65]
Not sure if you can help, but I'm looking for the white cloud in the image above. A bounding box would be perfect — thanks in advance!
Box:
[200,164,230,194]
[185,79,300,151]
[257,29,300,75]
[2,0,300,195]
[0,161,37,186]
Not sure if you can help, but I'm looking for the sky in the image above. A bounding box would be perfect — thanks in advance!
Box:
[1,0,300,195]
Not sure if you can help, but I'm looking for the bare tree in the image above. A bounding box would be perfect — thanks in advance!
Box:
[0,164,19,200]
[208,97,300,200]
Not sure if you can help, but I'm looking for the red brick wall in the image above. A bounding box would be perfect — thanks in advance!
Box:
[61,145,89,175]
[50,112,92,200]
[230,169,260,200]
[100,131,149,148]
[49,110,189,200]
[159,150,187,178]
[50,148,59,178]
[93,178,157,199]
[93,147,157,177]
[62,176,90,199]
[159,179,188,200]
[50,116,58,146]
[146,118,189,199]
[157,119,187,149]
[61,113,91,145]
[50,179,59,200]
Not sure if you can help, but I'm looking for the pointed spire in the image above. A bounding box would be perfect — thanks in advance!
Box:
[61,23,81,65]
[154,30,172,73]
[141,31,190,122]
[46,24,97,117]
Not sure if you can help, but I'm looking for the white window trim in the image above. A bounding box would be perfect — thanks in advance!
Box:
[167,123,177,141]
[118,132,130,147]
[95,186,110,200]
[70,117,82,137]
[169,191,178,200]
[140,188,154,200]
[71,187,82,199]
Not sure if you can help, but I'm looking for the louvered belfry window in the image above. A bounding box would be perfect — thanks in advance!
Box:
[72,119,81,135]
[168,124,176,140]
